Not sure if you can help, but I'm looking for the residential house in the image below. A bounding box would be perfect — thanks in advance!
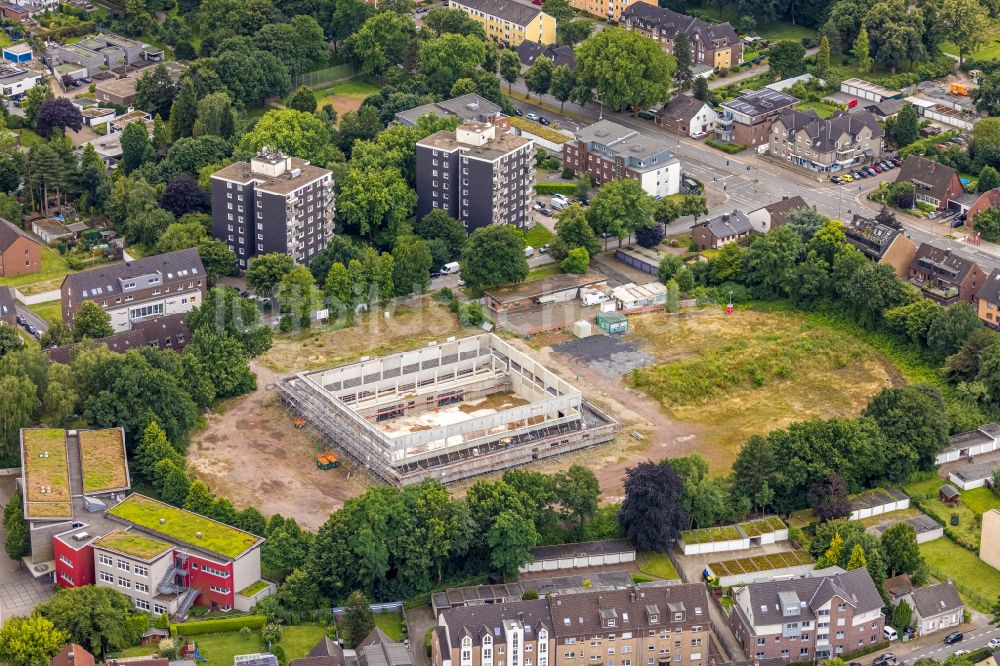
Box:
[896,155,965,211]
[416,121,534,230]
[0,62,39,98]
[656,94,717,139]
[563,120,680,197]
[432,598,553,666]
[857,99,906,120]
[884,574,914,607]
[289,637,346,666]
[0,217,40,277]
[52,644,97,666]
[981,509,1000,571]
[746,196,809,233]
[961,187,1000,223]
[447,0,555,47]
[46,312,191,364]
[358,628,414,666]
[570,0,655,22]
[843,214,916,277]
[210,147,335,269]
[691,210,753,250]
[717,89,798,148]
[977,269,1000,329]
[517,40,575,70]
[768,110,884,173]
[395,94,507,128]
[729,567,885,661]
[904,582,963,636]
[908,242,986,305]
[60,247,206,332]
[94,76,137,106]
[621,4,740,69]
[0,285,15,327]
[48,33,146,77]
[976,652,1000,666]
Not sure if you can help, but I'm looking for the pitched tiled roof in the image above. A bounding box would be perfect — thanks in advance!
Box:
[979,269,1000,306]
[450,0,542,26]
[308,637,345,661]
[548,584,709,637]
[696,210,753,239]
[910,242,980,286]
[897,155,960,203]
[621,4,737,47]
[909,582,962,618]
[442,598,552,649]
[661,94,709,122]
[46,312,190,364]
[62,247,204,299]
[774,110,884,153]
[763,196,809,227]
[885,573,913,598]
[52,644,97,666]
[0,217,37,253]
[517,41,575,70]
[742,568,882,627]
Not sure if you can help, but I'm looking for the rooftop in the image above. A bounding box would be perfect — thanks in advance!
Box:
[108,494,263,560]
[79,428,129,494]
[21,428,71,508]
[722,88,798,118]
[449,0,544,26]
[842,78,902,100]
[695,209,753,238]
[0,216,38,252]
[395,93,502,126]
[529,539,635,561]
[95,76,137,98]
[92,528,173,561]
[417,123,531,161]
[574,120,677,168]
[211,154,331,196]
[484,272,606,304]
[62,247,204,300]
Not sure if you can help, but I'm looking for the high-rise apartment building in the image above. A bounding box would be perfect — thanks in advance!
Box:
[210,147,335,269]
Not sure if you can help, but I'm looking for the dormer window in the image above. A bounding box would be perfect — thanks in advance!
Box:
[650,616,658,624]
[673,613,683,621]
[608,620,616,627]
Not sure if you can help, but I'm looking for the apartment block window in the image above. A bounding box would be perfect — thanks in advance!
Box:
[836,632,844,639]
[135,582,149,594]
[210,585,231,594]
[135,598,150,611]
[100,571,114,583]
[756,655,765,661]
[117,560,130,572]
[134,565,148,577]
[118,577,131,589]
[838,604,847,612]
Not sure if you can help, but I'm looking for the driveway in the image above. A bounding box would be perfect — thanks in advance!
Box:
[406,605,436,666]
[15,303,48,336]
[0,476,54,618]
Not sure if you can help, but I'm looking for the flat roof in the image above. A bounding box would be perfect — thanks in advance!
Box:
[108,494,263,560]
[79,428,129,494]
[92,528,173,561]
[529,539,635,561]
[95,77,136,97]
[3,43,31,55]
[21,429,72,520]
[848,487,907,511]
[211,156,332,196]
[841,78,901,98]
[484,271,606,304]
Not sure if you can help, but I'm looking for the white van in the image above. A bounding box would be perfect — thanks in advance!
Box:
[884,627,899,642]
[551,199,568,211]
[441,261,460,275]
[524,246,535,257]
[581,289,608,306]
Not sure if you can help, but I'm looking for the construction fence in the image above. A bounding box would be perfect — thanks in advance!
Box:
[293,64,359,90]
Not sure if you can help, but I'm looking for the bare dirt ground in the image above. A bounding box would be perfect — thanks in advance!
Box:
[187,297,464,529]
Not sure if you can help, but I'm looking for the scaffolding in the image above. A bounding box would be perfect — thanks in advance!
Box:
[276,334,621,486]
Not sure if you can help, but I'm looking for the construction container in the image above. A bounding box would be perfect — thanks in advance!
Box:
[596,311,627,335]
[573,320,592,338]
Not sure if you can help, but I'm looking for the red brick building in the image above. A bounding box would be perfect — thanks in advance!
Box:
[0,217,40,277]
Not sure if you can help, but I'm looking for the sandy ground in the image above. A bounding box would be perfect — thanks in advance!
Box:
[187,360,371,531]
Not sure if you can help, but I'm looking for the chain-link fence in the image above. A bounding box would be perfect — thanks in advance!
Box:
[293,65,358,90]
[925,565,993,611]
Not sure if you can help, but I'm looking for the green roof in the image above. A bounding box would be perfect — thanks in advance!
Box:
[79,428,130,494]
[238,580,271,597]
[93,529,173,560]
[22,429,72,518]
[108,494,262,559]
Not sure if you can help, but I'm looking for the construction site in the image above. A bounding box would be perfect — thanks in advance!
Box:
[277,333,621,486]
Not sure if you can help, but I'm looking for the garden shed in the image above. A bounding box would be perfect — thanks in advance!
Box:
[939,484,960,505]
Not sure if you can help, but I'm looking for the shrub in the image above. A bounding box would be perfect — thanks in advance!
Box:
[279,315,294,332]
[170,615,267,636]
[535,182,578,195]
[522,589,540,600]
[458,301,484,327]
[434,287,454,303]
[5,115,22,129]
[561,168,575,179]
[705,138,746,154]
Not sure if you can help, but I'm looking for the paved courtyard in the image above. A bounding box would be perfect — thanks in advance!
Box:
[0,475,54,618]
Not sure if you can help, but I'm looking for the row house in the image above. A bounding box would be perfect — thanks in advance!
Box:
[447,0,555,46]
[908,242,986,306]
[433,585,713,666]
[729,568,885,662]
[621,4,740,70]
[717,90,798,148]
[568,0,654,23]
[768,110,884,173]
[60,247,206,333]
[563,120,680,198]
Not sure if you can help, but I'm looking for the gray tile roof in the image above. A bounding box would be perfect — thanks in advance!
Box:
[896,155,960,203]
[62,247,204,299]
[46,312,190,364]
[695,209,753,239]
[308,637,344,661]
[395,94,502,126]
[722,89,798,118]
[742,568,882,627]
[909,582,962,618]
[442,599,552,649]
[450,0,543,26]
[910,242,979,286]
[660,94,710,122]
[357,628,412,666]
[548,584,709,638]
[517,40,575,70]
[762,195,808,227]
[621,4,737,49]
[573,120,678,172]
[979,269,1000,307]
[773,109,884,153]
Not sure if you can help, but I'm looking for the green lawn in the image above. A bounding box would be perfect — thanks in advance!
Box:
[280,625,330,659]
[920,538,1000,612]
[0,246,69,292]
[315,80,382,97]
[28,300,62,327]
[757,23,817,41]
[522,224,554,248]
[904,479,1000,550]
[797,101,839,119]
[373,612,407,641]
[526,264,562,282]
[942,20,1000,60]
[121,625,330,664]
[637,552,681,580]
[16,129,46,149]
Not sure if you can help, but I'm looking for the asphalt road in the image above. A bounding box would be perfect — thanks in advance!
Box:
[895,625,1000,665]
[511,94,1000,275]
[15,304,47,336]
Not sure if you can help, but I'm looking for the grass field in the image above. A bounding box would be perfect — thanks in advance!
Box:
[373,612,407,641]
[120,625,331,664]
[522,224,555,248]
[920,538,1000,611]
[942,21,1000,60]
[526,264,562,282]
[627,307,896,468]
[28,300,62,326]
[277,625,330,659]
[904,478,1000,550]
[796,101,839,119]
[0,246,69,291]
[757,23,817,41]
[315,80,382,121]
[637,551,681,580]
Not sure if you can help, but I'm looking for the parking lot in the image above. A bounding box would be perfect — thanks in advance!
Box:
[829,156,902,185]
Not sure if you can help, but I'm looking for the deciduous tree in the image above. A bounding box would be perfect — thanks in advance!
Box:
[38,586,136,657]
[587,179,655,242]
[459,225,529,289]
[499,50,521,92]
[0,614,67,666]
[238,109,338,165]
[73,302,113,341]
[673,30,693,88]
[551,204,601,260]
[853,25,872,73]
[891,103,920,147]
[808,473,851,521]
[343,591,376,647]
[940,0,990,67]
[619,460,689,551]
[286,86,318,114]
[246,253,295,295]
[574,28,675,111]
[35,98,83,137]
[524,55,553,98]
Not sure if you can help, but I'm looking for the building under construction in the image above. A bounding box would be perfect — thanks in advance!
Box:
[277,333,620,486]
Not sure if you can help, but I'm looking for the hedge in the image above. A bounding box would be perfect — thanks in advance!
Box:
[535,182,577,195]
[786,641,890,666]
[171,615,267,636]
[705,138,747,154]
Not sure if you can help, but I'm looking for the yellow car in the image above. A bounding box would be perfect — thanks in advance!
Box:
[840,174,853,182]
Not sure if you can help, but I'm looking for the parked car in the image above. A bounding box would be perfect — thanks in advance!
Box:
[637,110,655,121]
[515,108,524,116]
[873,653,897,666]
[841,174,854,182]
[539,207,552,216]
[929,210,941,219]
[944,632,964,645]
[830,176,843,184]
[987,638,1000,649]
[32,329,41,340]
[15,315,24,326]
[891,157,902,166]
[539,244,549,254]
[533,201,544,210]
[26,324,36,335]
[526,112,540,121]
[953,217,966,228]
[551,194,569,205]
[538,117,551,126]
